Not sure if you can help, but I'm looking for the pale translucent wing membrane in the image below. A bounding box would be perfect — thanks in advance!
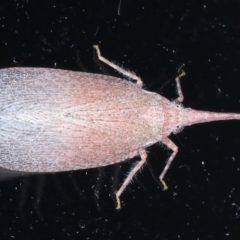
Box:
[0,68,160,172]
[0,166,35,181]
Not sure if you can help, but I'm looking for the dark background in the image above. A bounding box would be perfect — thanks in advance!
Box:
[1,0,240,239]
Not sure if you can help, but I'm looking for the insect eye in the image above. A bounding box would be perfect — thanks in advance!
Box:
[173,125,185,134]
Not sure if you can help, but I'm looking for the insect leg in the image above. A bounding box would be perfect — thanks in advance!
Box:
[93,45,143,88]
[174,71,186,102]
[115,148,147,209]
[159,138,178,190]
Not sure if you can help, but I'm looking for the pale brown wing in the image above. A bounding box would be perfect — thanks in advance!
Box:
[0,68,161,172]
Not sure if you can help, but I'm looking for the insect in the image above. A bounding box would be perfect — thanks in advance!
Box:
[0,45,240,209]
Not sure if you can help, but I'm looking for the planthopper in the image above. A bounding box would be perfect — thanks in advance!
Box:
[0,45,240,209]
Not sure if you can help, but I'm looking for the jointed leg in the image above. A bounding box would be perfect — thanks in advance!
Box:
[111,163,121,205]
[93,45,143,88]
[94,168,104,211]
[174,71,186,103]
[115,148,147,209]
[159,138,178,190]
[93,46,111,76]
[76,49,88,72]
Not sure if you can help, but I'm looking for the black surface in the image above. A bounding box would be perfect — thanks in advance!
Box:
[1,1,240,239]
